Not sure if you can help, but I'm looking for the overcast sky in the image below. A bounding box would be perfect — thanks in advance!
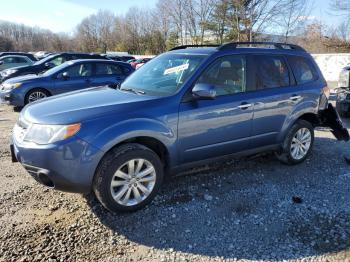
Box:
[0,0,337,33]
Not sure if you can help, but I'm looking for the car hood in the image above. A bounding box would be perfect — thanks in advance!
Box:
[22,87,157,124]
[4,74,42,84]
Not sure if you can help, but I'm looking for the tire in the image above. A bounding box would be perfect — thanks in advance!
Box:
[93,143,164,212]
[25,88,50,104]
[276,120,314,165]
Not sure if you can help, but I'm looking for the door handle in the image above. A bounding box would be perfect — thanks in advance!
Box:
[238,102,252,110]
[289,95,301,101]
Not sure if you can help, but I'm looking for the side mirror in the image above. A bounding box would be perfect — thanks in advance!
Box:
[192,83,216,100]
[62,72,69,80]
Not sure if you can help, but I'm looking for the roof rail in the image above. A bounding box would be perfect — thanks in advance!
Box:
[218,42,306,52]
[170,44,220,51]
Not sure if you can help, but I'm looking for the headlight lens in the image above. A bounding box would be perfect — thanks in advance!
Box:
[2,69,17,76]
[23,123,81,144]
[337,92,347,100]
[2,82,22,90]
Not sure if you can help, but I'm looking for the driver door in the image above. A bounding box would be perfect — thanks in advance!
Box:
[178,55,255,163]
[54,62,93,95]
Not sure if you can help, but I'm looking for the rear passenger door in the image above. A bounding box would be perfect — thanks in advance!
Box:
[90,63,126,88]
[250,54,301,147]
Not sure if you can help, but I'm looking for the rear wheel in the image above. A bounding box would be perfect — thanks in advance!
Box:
[276,120,314,165]
[93,143,164,212]
[25,88,50,104]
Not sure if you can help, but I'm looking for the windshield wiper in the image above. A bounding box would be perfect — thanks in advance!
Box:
[120,87,145,95]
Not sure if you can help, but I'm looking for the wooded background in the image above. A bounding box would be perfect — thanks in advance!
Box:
[0,0,349,54]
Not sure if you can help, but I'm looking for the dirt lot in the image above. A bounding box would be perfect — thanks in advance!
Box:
[1,103,350,262]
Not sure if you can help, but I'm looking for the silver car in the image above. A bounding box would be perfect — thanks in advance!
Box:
[0,55,34,71]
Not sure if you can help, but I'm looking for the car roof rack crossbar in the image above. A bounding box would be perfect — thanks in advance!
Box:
[218,42,306,52]
[170,44,220,51]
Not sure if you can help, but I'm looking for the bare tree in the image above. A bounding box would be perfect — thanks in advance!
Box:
[278,0,313,42]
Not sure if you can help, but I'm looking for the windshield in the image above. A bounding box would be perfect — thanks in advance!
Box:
[42,61,74,76]
[120,53,206,96]
[34,54,56,65]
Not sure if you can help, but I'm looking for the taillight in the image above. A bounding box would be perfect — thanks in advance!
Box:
[322,86,330,99]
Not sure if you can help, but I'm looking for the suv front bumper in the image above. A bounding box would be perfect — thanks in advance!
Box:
[11,133,105,193]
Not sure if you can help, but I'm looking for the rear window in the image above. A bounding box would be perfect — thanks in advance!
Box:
[254,55,290,89]
[287,56,318,84]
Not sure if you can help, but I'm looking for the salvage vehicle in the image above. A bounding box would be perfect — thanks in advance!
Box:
[10,42,349,212]
[336,65,350,117]
[0,55,34,71]
[0,53,109,83]
[0,59,134,106]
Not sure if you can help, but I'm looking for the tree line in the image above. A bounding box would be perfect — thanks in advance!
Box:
[0,0,350,54]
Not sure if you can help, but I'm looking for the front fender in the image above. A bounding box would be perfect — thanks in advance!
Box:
[277,100,318,143]
[83,118,177,161]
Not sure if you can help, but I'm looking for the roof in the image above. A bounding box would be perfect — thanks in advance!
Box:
[168,42,308,56]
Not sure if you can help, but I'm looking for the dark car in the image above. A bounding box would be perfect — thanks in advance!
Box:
[0,52,109,83]
[106,55,136,62]
[0,59,134,106]
[336,65,350,116]
[0,52,37,61]
[10,42,348,212]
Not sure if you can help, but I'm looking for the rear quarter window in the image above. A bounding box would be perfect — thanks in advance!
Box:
[287,56,318,84]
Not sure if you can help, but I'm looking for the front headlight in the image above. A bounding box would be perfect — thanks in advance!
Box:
[2,82,22,90]
[337,92,348,101]
[23,123,81,144]
[2,69,17,77]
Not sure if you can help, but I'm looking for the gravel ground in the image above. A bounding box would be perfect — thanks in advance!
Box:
[1,103,350,261]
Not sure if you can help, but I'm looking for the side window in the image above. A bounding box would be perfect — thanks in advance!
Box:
[58,63,92,78]
[255,55,290,89]
[2,57,14,63]
[196,55,246,96]
[14,57,27,63]
[287,56,318,84]
[95,63,123,75]
[50,56,66,66]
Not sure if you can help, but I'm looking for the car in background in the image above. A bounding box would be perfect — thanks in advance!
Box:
[0,59,134,106]
[0,55,34,71]
[0,52,109,83]
[10,42,349,212]
[105,55,136,62]
[336,64,350,116]
[0,52,37,61]
[34,51,53,60]
[130,58,152,68]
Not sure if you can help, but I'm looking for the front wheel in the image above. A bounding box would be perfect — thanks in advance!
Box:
[276,120,314,165]
[93,143,164,212]
[25,88,50,104]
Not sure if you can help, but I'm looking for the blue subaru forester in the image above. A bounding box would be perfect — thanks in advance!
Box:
[10,42,349,212]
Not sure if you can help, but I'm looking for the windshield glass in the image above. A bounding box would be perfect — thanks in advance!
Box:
[42,61,74,76]
[34,54,56,65]
[120,53,206,96]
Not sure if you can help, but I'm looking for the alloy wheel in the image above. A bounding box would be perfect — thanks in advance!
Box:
[290,127,312,160]
[110,158,156,206]
[28,91,47,103]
